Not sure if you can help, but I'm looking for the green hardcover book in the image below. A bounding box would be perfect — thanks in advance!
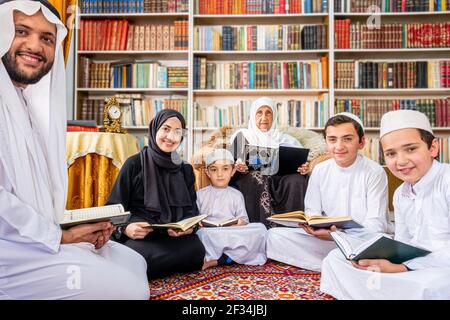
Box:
[331,231,431,264]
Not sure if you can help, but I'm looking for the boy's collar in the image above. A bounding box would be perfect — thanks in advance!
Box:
[402,160,441,198]
[334,154,362,171]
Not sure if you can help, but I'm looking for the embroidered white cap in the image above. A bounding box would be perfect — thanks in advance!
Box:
[205,148,235,167]
[380,110,433,138]
[331,112,364,131]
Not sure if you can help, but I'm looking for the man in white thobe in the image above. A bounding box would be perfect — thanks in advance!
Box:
[267,113,390,271]
[320,110,450,299]
[0,0,149,299]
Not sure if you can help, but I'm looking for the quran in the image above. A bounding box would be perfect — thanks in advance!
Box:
[61,204,130,229]
[267,211,363,229]
[331,231,431,264]
[201,218,239,228]
[149,214,208,232]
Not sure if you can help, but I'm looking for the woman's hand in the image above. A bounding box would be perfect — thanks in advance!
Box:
[167,227,194,237]
[61,222,114,249]
[351,259,408,273]
[235,158,248,173]
[297,162,310,175]
[300,224,337,241]
[124,222,153,240]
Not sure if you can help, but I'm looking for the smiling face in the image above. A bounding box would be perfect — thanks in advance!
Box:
[381,128,438,185]
[1,10,56,88]
[325,123,365,168]
[255,106,273,132]
[205,159,236,189]
[155,117,183,153]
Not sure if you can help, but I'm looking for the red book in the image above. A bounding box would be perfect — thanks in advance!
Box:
[120,20,129,51]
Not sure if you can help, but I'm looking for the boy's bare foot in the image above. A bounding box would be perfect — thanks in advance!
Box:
[202,259,218,270]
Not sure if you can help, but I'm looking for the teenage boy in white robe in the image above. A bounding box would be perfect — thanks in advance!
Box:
[197,149,268,270]
[266,113,390,271]
[0,0,148,299]
[320,110,450,299]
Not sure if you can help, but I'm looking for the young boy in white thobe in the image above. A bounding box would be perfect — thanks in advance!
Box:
[196,149,267,270]
[266,113,391,271]
[320,110,450,299]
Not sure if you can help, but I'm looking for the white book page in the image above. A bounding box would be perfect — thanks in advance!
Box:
[63,204,125,223]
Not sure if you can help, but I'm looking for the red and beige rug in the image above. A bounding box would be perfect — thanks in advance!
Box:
[150,260,334,300]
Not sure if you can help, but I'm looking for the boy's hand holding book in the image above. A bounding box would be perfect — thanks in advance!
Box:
[351,259,408,273]
[301,224,337,241]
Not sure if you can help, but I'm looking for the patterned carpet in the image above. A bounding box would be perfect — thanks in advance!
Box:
[150,260,334,300]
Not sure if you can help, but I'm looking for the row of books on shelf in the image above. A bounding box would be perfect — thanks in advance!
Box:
[79,20,188,51]
[79,0,189,13]
[196,0,327,14]
[194,95,329,128]
[334,60,450,89]
[79,58,188,89]
[194,24,327,51]
[335,98,450,127]
[193,57,328,89]
[78,95,188,127]
[362,136,450,164]
[334,0,448,12]
[335,21,450,49]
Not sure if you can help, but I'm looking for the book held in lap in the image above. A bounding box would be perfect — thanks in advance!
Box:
[201,218,239,228]
[267,211,363,229]
[148,214,208,232]
[331,231,431,264]
[61,204,130,229]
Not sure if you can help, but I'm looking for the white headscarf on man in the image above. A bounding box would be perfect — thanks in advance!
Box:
[230,97,302,148]
[0,0,67,224]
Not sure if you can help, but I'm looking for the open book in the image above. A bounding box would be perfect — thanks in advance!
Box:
[149,214,208,232]
[61,204,130,229]
[331,231,431,264]
[267,211,363,229]
[201,218,239,228]
[245,144,309,176]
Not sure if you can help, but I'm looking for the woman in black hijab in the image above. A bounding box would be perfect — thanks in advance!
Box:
[108,110,205,279]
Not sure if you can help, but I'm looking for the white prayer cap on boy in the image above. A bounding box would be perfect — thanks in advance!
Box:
[380,110,433,138]
[331,112,364,131]
[205,148,235,167]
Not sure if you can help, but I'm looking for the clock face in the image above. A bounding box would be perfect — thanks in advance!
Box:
[108,105,121,120]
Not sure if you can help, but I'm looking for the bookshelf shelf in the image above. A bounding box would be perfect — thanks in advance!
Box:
[193,13,328,18]
[79,13,189,18]
[78,50,189,54]
[72,0,450,163]
[193,50,329,54]
[194,89,329,96]
[335,89,450,95]
[334,11,450,17]
[335,48,450,53]
[77,88,188,93]
[334,12,450,17]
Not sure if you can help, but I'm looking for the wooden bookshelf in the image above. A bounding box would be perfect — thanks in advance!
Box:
[72,0,450,163]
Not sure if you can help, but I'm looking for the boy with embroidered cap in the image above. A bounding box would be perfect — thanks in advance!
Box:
[196,148,267,270]
[266,112,390,271]
[320,109,450,299]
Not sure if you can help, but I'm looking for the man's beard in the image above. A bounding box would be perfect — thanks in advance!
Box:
[1,50,53,85]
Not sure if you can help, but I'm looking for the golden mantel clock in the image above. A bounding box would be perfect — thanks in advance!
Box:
[103,97,127,134]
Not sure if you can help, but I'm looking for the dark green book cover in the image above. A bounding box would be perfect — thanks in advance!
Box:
[352,236,431,264]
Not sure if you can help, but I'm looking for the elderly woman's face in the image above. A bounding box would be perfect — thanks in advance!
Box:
[255,106,273,132]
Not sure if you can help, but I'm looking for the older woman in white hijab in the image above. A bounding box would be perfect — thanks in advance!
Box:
[0,0,148,299]
[229,97,308,226]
